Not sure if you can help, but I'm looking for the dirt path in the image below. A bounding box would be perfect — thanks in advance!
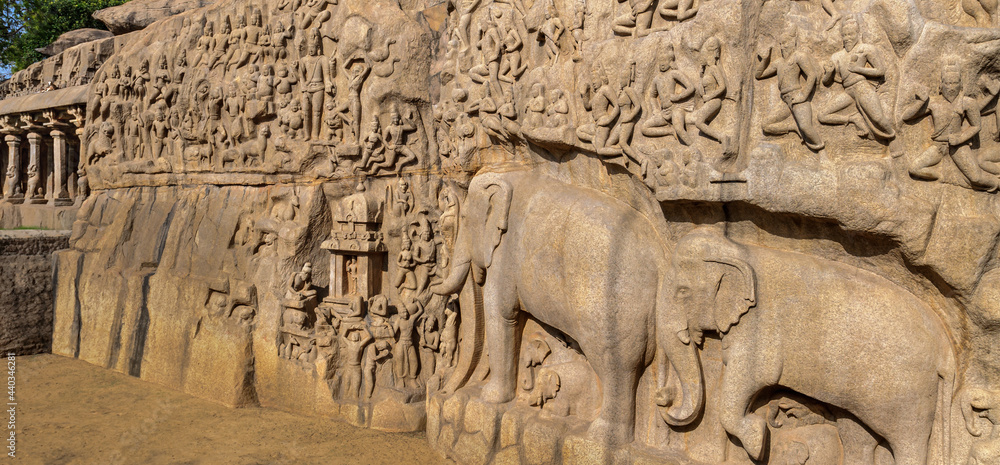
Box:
[10,354,450,464]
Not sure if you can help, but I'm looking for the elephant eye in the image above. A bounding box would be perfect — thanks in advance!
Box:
[675,287,690,299]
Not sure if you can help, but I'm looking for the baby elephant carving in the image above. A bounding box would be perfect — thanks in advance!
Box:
[963,387,1000,465]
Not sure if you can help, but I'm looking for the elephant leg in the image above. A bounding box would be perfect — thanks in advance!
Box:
[881,410,933,465]
[718,360,768,461]
[586,352,641,446]
[481,281,520,404]
[837,415,878,465]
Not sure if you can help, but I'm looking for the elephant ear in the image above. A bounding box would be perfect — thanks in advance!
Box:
[706,256,756,334]
[470,173,512,269]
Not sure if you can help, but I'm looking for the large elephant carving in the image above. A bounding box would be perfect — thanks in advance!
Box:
[658,226,957,464]
[430,170,692,445]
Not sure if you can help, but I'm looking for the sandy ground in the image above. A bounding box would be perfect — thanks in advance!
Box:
[9,354,451,465]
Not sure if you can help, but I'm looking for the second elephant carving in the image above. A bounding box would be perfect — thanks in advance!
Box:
[658,226,958,464]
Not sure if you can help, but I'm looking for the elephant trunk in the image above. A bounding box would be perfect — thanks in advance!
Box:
[655,326,705,427]
[431,210,474,296]
[431,259,471,296]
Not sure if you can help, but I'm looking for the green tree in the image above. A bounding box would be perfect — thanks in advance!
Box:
[0,0,126,76]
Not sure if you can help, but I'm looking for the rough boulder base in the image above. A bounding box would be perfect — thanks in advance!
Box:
[0,230,68,355]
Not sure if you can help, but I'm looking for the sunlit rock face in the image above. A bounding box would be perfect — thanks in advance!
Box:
[41,0,1000,462]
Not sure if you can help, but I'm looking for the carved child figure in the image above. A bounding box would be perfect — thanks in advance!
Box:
[440,303,458,368]
[419,314,441,375]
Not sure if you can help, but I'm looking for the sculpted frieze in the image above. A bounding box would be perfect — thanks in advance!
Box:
[38,0,1000,462]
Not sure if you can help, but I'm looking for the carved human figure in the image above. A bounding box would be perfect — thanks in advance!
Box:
[339,327,372,400]
[393,299,424,388]
[412,216,437,297]
[297,0,333,30]
[257,64,276,117]
[393,178,413,218]
[286,262,317,302]
[173,49,188,86]
[658,0,699,22]
[209,16,231,70]
[151,108,171,160]
[901,58,998,190]
[149,54,171,106]
[224,14,248,71]
[498,10,526,84]
[271,21,295,61]
[324,101,344,142]
[581,66,620,152]
[125,107,144,161]
[498,87,521,137]
[344,61,371,144]
[818,17,895,140]
[225,84,246,146]
[234,9,263,69]
[373,108,418,174]
[570,0,586,60]
[457,0,483,51]
[356,116,383,172]
[546,89,569,128]
[539,6,565,62]
[275,65,297,109]
[394,231,418,298]
[345,256,359,295]
[134,58,150,106]
[419,314,440,375]
[525,83,547,129]
[298,30,331,140]
[282,98,305,139]
[477,82,503,140]
[193,21,216,68]
[470,8,503,96]
[641,46,696,142]
[121,65,133,100]
[439,303,458,368]
[612,0,655,37]
[365,295,394,398]
[755,27,825,151]
[608,62,649,173]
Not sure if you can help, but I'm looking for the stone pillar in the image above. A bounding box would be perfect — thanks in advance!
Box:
[44,137,52,201]
[73,127,87,207]
[26,132,44,203]
[3,135,23,204]
[49,130,71,206]
[67,139,78,200]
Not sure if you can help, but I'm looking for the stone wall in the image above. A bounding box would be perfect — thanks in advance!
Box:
[43,0,1000,462]
[0,230,68,355]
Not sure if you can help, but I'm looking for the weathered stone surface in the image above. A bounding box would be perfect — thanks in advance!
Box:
[0,230,68,355]
[35,28,113,57]
[29,0,1000,461]
[93,0,216,34]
